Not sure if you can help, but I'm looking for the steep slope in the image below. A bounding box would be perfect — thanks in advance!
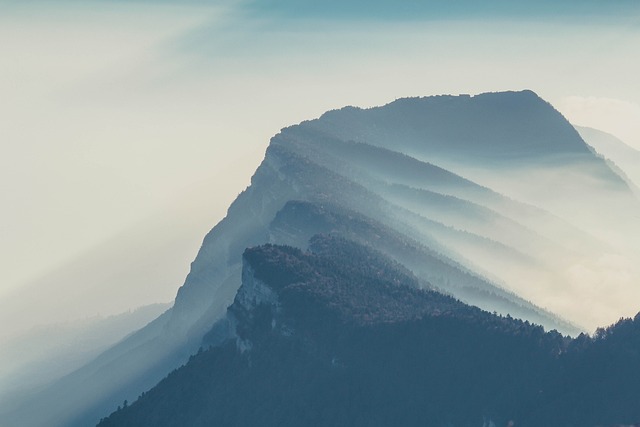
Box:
[268,200,575,333]
[273,128,599,263]
[168,136,577,339]
[97,238,640,427]
[6,90,635,427]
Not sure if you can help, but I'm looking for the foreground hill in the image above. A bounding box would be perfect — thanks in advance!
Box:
[98,237,640,427]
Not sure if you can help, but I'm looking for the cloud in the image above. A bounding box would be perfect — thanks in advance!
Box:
[0,2,227,295]
[2,0,640,332]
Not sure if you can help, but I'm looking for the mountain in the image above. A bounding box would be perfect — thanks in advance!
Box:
[97,237,640,427]
[0,304,169,415]
[307,91,592,162]
[577,125,640,190]
[4,90,638,427]
[303,91,637,232]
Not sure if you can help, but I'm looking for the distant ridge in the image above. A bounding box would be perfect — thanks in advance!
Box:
[578,125,640,190]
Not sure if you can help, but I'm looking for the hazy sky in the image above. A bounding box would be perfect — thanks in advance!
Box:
[1,0,639,322]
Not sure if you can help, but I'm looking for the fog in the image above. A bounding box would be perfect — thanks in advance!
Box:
[2,1,640,423]
[0,303,168,415]
[401,153,640,330]
[2,0,639,314]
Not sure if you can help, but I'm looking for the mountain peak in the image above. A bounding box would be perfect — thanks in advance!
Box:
[310,89,591,163]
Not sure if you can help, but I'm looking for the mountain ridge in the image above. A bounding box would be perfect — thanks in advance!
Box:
[310,90,594,161]
[4,90,637,427]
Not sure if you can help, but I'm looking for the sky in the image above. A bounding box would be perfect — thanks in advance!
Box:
[1,0,640,327]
